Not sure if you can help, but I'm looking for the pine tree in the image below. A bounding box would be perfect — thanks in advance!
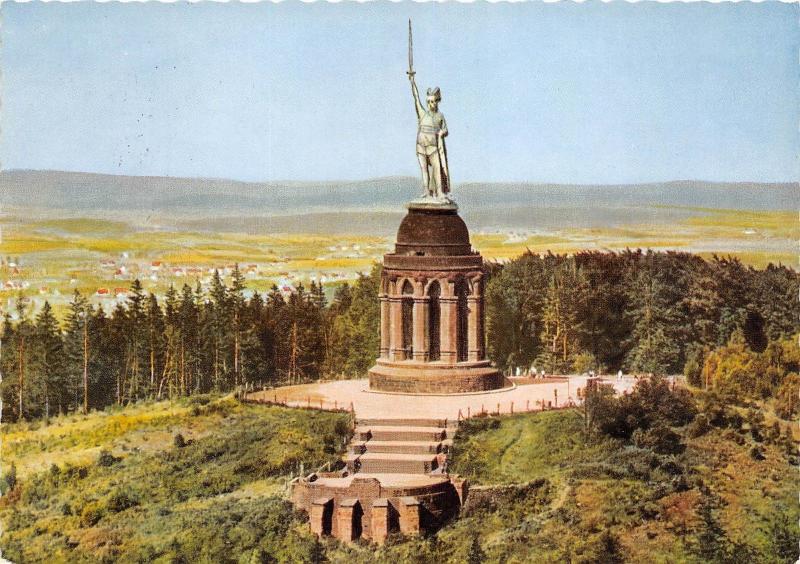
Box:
[179,283,200,395]
[576,251,628,373]
[623,259,680,375]
[486,252,547,371]
[340,268,381,377]
[691,496,729,563]
[1,313,20,421]
[32,301,66,421]
[64,290,90,414]
[89,305,114,408]
[145,293,166,398]
[124,279,148,402]
[241,292,268,389]
[109,302,129,405]
[13,297,32,421]
[752,264,798,341]
[683,264,724,348]
[160,285,180,399]
[209,270,229,390]
[467,534,486,564]
[536,259,587,374]
[266,285,290,383]
[230,265,246,388]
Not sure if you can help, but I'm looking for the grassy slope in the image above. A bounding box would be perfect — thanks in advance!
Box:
[1,398,352,563]
[2,398,795,563]
[320,408,796,563]
[443,410,797,564]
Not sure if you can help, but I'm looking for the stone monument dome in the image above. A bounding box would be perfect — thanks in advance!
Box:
[394,205,472,257]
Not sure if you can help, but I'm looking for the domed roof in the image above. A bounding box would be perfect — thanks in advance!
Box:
[394,207,472,256]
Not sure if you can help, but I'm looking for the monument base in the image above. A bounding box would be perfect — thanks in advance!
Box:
[369,359,504,394]
[406,195,457,211]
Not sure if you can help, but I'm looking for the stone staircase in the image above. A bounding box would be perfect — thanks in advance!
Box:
[345,418,457,475]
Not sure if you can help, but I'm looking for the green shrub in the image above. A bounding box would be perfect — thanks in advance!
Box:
[2,463,17,493]
[96,449,118,467]
[766,421,781,444]
[632,423,684,455]
[322,434,336,455]
[106,487,140,513]
[459,417,501,434]
[763,511,796,562]
[687,414,710,438]
[186,394,213,407]
[80,501,105,526]
[722,429,745,446]
[727,411,743,430]
[174,433,186,448]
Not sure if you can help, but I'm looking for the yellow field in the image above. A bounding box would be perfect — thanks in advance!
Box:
[0,206,795,318]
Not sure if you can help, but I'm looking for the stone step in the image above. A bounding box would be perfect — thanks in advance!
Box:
[357,418,458,429]
[362,441,443,455]
[345,453,439,475]
[355,426,447,442]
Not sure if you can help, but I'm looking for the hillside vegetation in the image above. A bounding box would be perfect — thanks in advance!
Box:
[1,384,795,563]
[441,380,798,563]
[1,398,351,563]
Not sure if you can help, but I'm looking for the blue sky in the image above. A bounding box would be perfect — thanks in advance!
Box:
[1,2,797,184]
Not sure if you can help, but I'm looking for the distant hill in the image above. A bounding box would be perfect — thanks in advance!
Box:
[1,170,795,218]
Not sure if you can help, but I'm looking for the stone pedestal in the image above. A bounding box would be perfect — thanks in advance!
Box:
[369,203,502,394]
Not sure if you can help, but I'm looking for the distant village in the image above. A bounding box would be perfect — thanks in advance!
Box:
[0,241,390,319]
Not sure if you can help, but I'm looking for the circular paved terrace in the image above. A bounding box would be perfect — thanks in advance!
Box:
[247,376,638,421]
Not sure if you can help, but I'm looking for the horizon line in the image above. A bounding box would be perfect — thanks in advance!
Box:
[2,168,797,188]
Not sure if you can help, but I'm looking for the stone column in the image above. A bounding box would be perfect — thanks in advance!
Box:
[467,295,480,362]
[476,295,486,359]
[389,297,405,361]
[399,497,421,536]
[439,282,458,363]
[379,295,390,359]
[371,498,390,545]
[336,499,361,542]
[310,497,332,537]
[412,296,429,361]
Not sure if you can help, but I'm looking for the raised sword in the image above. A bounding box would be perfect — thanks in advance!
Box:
[407,18,415,78]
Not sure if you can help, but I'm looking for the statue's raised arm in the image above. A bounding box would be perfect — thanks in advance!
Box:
[409,74,424,120]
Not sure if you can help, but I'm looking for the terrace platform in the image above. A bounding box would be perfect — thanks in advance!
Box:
[246,375,636,420]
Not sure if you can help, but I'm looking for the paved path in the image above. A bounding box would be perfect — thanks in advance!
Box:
[247,376,637,421]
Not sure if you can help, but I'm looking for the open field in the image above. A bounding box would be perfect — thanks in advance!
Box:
[1,170,795,318]
[2,206,794,320]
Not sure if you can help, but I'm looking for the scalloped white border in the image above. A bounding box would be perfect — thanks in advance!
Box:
[3,0,799,4]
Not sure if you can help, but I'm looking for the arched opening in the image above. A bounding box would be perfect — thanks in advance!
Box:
[428,281,441,361]
[321,499,333,536]
[401,280,414,360]
[455,278,470,362]
[351,502,364,540]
